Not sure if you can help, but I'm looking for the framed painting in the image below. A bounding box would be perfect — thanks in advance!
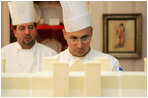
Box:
[103,14,142,59]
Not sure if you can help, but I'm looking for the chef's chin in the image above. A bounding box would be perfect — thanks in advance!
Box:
[73,52,87,57]
[22,39,35,47]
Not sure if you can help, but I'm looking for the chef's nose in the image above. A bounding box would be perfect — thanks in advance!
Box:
[25,28,30,34]
[77,39,83,48]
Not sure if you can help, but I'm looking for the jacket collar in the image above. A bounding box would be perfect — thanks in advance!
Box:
[67,46,93,59]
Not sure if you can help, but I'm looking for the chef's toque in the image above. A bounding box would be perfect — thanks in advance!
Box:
[60,1,91,32]
[8,1,35,25]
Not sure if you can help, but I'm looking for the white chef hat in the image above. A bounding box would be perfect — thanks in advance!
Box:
[8,1,35,25]
[60,1,91,32]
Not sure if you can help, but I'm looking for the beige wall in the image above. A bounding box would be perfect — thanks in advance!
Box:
[1,1,147,71]
[88,1,147,71]
[1,1,10,47]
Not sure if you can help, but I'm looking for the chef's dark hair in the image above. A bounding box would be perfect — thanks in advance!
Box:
[13,22,36,31]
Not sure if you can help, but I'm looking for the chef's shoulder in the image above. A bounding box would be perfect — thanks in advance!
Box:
[36,42,57,56]
[92,49,119,62]
[2,42,17,52]
[93,49,121,71]
[54,48,68,58]
[1,42,18,58]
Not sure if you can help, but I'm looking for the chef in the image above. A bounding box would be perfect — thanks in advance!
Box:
[1,1,57,73]
[56,1,122,71]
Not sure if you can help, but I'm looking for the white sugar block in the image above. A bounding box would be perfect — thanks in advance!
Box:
[144,58,147,72]
[2,89,31,97]
[42,57,58,71]
[1,73,32,97]
[1,58,6,73]
[52,62,69,97]
[69,72,85,97]
[69,88,84,97]
[69,72,84,88]
[70,58,84,72]
[32,72,52,97]
[84,61,101,97]
[121,72,147,97]
[101,72,120,97]
[95,57,109,72]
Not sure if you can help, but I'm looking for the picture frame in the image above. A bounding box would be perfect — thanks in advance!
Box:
[103,14,142,59]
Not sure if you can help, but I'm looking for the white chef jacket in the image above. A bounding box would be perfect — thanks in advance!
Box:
[1,41,57,73]
[55,47,121,71]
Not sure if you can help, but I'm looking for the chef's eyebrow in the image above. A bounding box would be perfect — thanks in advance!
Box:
[18,26,25,29]
[81,35,89,39]
[69,36,77,39]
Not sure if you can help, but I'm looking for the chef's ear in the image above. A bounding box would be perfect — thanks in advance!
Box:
[13,27,17,38]
[91,26,93,34]
[62,29,67,40]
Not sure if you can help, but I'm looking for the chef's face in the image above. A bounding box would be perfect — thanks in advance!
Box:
[63,27,93,57]
[14,22,36,49]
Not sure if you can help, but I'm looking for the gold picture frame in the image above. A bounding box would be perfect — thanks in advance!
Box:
[103,14,142,59]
